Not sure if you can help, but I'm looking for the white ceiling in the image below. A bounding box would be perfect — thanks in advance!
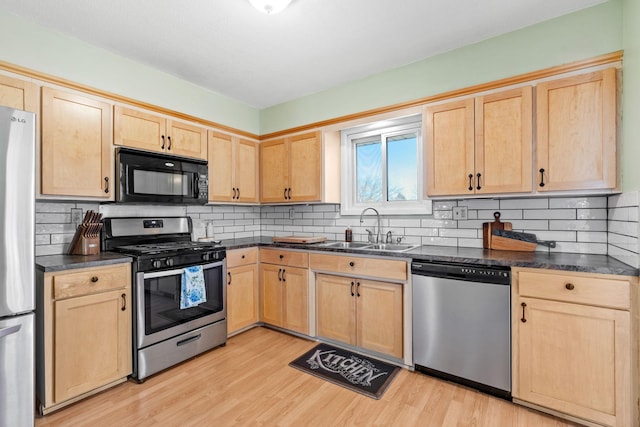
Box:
[1,0,605,109]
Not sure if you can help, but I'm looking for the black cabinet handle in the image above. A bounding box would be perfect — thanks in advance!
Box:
[279,254,284,260]
[476,173,482,190]
[121,293,126,311]
[468,174,473,191]
[104,177,109,194]
[277,268,282,281]
[565,283,575,290]
[356,282,361,297]
[282,269,286,282]
[91,276,99,283]
[520,302,527,323]
[539,168,546,187]
[237,188,240,199]
[349,261,354,267]
[283,188,288,199]
[161,135,166,149]
[227,272,231,286]
[232,188,236,199]
[287,188,292,199]
[167,136,172,151]
[350,281,355,297]
[241,255,245,259]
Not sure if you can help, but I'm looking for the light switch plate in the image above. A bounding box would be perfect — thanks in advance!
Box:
[71,208,83,225]
[453,206,468,220]
[289,208,295,220]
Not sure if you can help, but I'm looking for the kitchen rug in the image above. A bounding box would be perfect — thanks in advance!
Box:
[289,343,400,399]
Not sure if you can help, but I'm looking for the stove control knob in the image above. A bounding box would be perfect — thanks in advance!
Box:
[202,252,211,261]
[165,258,174,267]
[152,260,162,269]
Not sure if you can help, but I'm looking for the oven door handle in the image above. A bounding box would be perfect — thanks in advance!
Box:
[142,261,224,279]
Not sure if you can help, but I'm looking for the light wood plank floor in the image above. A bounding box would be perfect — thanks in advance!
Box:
[36,327,581,427]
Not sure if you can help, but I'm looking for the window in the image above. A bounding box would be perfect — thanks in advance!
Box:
[341,115,432,215]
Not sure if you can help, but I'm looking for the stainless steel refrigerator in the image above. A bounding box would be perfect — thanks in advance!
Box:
[0,106,35,427]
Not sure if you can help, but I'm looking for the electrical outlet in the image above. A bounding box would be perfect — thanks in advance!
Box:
[289,208,295,220]
[71,208,83,225]
[452,206,468,221]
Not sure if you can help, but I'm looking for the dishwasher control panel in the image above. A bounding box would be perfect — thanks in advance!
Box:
[412,261,511,285]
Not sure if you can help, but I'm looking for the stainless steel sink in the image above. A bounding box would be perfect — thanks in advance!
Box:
[363,243,420,252]
[319,241,373,249]
[319,241,419,252]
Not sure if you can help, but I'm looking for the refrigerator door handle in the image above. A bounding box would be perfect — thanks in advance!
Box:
[0,324,21,339]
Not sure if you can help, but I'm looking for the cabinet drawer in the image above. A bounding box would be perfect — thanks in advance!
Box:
[227,247,258,268]
[310,253,407,281]
[517,269,630,310]
[52,264,131,300]
[260,248,309,268]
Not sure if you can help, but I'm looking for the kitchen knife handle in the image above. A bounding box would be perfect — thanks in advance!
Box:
[161,135,166,149]
[104,176,109,194]
[539,168,546,187]
[476,173,482,190]
[468,174,473,191]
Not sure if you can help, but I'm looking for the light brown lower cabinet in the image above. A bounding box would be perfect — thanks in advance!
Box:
[36,263,132,415]
[226,248,259,335]
[512,267,638,427]
[316,273,403,359]
[259,249,310,335]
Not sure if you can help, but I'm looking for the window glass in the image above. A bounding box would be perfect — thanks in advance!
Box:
[387,134,417,201]
[355,138,382,203]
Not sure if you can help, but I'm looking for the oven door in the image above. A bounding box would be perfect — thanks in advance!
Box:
[135,260,225,349]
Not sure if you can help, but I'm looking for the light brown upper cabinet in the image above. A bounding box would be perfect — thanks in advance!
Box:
[426,86,533,197]
[41,87,112,198]
[208,131,259,203]
[114,106,207,160]
[260,131,322,203]
[0,75,37,112]
[536,68,617,192]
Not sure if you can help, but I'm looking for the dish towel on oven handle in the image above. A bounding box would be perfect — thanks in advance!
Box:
[180,265,207,309]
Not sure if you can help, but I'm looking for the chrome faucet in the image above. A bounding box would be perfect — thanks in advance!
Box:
[359,207,382,243]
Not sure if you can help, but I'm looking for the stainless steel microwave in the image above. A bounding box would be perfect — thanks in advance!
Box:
[116,148,208,204]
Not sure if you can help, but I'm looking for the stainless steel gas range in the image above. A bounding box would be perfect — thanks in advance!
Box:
[102,217,226,382]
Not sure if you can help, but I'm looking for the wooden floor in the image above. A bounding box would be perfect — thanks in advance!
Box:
[36,327,581,427]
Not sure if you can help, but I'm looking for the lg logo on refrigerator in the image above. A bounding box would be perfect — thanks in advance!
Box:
[11,116,26,123]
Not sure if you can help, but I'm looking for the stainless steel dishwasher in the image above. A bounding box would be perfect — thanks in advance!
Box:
[412,261,511,399]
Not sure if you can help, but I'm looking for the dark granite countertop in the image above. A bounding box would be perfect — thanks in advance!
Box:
[220,237,638,277]
[36,252,133,272]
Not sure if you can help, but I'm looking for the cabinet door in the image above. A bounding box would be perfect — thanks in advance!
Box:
[425,99,475,196]
[167,120,207,160]
[288,132,322,202]
[356,279,403,358]
[41,87,112,198]
[227,264,259,334]
[282,266,309,334]
[515,297,630,426]
[114,106,165,153]
[208,131,234,202]
[475,87,532,194]
[0,75,37,112]
[235,138,259,203]
[259,264,284,327]
[260,138,288,202]
[54,288,131,403]
[536,68,617,191]
[316,274,356,345]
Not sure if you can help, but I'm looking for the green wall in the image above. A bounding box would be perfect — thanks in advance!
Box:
[0,10,260,134]
[622,0,640,191]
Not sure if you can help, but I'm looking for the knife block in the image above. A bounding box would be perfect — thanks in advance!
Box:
[68,224,102,255]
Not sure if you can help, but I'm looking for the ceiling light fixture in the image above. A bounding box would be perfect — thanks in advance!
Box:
[249,0,292,14]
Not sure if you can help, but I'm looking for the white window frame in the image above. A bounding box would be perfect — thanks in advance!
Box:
[340,114,432,216]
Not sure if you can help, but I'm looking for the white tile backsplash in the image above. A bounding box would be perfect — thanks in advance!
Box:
[33,192,640,269]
